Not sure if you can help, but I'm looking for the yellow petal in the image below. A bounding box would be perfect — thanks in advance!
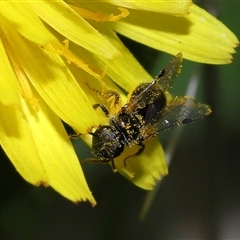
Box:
[90,22,152,92]
[105,0,192,15]
[1,21,99,134]
[0,37,96,204]
[0,38,47,184]
[0,1,56,44]
[21,90,96,204]
[27,0,120,59]
[111,4,238,64]
[116,138,168,190]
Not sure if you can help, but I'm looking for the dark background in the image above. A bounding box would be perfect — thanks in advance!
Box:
[1,2,240,239]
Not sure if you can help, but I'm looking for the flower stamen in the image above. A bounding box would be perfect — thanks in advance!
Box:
[42,40,102,80]
[1,32,39,110]
[70,6,129,22]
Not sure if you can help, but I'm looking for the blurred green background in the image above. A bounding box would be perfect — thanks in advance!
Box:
[1,1,240,239]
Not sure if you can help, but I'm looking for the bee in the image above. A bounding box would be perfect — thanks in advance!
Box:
[84,53,212,171]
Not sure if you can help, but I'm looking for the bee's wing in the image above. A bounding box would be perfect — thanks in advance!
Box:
[156,52,183,92]
[124,53,183,113]
[155,96,212,132]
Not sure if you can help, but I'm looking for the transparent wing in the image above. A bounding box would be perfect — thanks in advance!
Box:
[156,52,183,92]
[124,53,183,113]
[156,96,212,132]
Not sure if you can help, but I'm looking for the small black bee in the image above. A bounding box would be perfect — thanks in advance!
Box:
[84,53,211,171]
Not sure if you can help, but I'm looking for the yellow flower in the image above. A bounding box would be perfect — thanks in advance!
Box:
[0,1,238,205]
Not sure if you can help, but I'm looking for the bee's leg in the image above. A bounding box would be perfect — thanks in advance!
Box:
[61,120,81,139]
[123,142,145,166]
[93,103,109,117]
[103,90,121,107]
[86,83,121,110]
[82,158,117,173]
[110,158,117,173]
[69,132,81,139]
[97,89,121,113]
